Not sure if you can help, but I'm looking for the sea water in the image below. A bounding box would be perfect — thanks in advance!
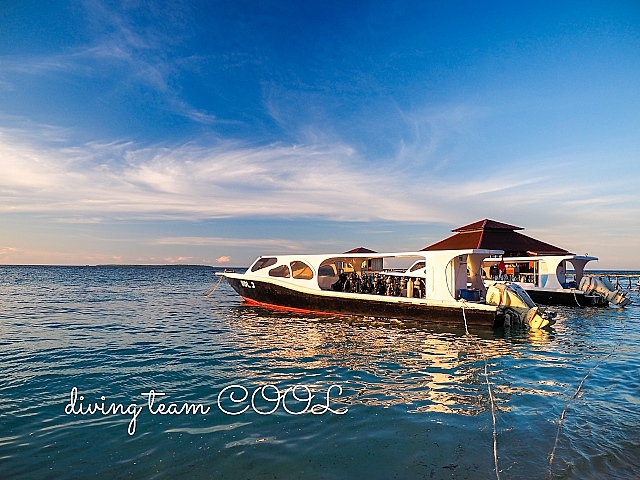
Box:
[1,265,639,479]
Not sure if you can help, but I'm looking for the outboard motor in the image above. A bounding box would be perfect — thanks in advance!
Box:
[486,283,556,329]
[579,276,631,307]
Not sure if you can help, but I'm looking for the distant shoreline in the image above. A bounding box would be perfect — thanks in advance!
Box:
[0,264,247,269]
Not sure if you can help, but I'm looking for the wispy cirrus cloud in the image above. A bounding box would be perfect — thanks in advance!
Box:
[0,129,423,221]
[0,0,223,126]
[155,236,311,251]
[2,124,637,233]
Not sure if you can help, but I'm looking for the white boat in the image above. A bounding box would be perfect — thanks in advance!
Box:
[424,219,631,307]
[482,254,609,307]
[216,248,555,330]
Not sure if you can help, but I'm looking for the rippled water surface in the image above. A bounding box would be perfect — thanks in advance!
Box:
[1,266,639,479]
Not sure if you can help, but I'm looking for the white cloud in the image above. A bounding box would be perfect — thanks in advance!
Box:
[163,256,193,263]
[0,129,439,221]
[1,123,639,267]
[1,127,638,232]
[0,245,128,265]
[155,236,308,251]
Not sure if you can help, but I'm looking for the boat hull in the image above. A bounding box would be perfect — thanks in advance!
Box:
[225,276,504,329]
[525,288,608,307]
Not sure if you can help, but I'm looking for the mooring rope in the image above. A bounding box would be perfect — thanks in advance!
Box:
[572,289,582,307]
[546,319,627,478]
[204,275,224,297]
[461,302,501,480]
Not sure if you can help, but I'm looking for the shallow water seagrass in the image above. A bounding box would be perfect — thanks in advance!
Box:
[1,265,639,479]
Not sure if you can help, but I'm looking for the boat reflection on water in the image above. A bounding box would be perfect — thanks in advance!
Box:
[221,302,565,416]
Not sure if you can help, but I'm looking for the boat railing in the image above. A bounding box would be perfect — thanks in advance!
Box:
[486,272,640,292]
[485,273,536,284]
[566,272,640,292]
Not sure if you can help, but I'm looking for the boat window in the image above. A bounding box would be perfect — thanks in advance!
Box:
[290,261,314,280]
[318,265,336,276]
[269,264,291,278]
[366,258,383,272]
[408,261,426,272]
[251,257,277,272]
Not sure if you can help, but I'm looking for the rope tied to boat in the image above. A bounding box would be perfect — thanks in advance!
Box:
[572,289,581,307]
[204,275,224,297]
[546,318,627,478]
[461,301,501,480]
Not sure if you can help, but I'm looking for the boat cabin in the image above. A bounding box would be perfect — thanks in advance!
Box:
[246,248,503,303]
[481,255,598,289]
[423,219,599,289]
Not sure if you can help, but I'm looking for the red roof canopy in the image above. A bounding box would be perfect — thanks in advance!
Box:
[452,219,523,232]
[344,247,377,254]
[422,219,570,256]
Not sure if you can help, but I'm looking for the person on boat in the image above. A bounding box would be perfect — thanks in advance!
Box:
[489,264,499,279]
[498,258,506,280]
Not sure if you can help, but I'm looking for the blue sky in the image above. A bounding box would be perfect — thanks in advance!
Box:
[1,0,639,267]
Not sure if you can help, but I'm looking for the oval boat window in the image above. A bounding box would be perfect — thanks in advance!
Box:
[290,261,314,280]
[318,265,336,276]
[251,257,277,272]
[269,264,291,278]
